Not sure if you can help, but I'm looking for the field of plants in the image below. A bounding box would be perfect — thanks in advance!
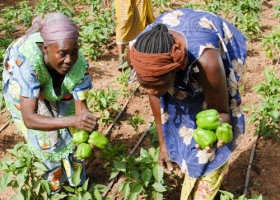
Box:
[0,0,280,199]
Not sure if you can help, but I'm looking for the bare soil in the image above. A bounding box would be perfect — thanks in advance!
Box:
[1,0,280,199]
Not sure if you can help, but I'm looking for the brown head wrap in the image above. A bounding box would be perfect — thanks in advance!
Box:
[130,35,187,81]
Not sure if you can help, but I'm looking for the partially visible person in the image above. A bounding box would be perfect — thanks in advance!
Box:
[2,12,99,193]
[129,8,247,199]
[104,0,155,70]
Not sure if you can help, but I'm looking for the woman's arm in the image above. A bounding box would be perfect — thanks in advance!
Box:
[196,48,230,124]
[20,96,98,132]
[149,94,173,171]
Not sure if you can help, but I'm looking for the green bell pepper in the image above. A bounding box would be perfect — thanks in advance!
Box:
[196,109,220,130]
[196,109,219,119]
[88,131,109,149]
[193,127,217,149]
[76,143,92,160]
[215,123,233,144]
[72,130,89,144]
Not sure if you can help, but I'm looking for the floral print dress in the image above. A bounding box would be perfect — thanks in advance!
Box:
[142,8,247,178]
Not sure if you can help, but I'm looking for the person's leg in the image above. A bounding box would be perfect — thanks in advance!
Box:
[116,43,127,70]
[114,0,132,70]
[181,162,228,200]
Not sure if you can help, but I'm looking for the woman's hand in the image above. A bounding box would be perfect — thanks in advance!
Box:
[103,0,110,7]
[158,143,173,172]
[75,112,100,132]
[194,141,225,153]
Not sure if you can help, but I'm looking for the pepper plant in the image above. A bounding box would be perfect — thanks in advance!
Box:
[151,0,173,13]
[87,87,121,126]
[219,190,263,200]
[233,13,261,40]
[34,0,75,17]
[125,113,145,134]
[247,67,280,140]
[230,0,262,40]
[116,66,131,93]
[260,29,280,59]
[0,142,51,200]
[274,3,280,18]
[101,146,168,200]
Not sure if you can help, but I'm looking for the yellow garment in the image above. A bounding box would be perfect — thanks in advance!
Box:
[181,162,228,200]
[114,0,155,43]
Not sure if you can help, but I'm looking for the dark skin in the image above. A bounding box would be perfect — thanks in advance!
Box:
[20,39,99,132]
[137,48,230,172]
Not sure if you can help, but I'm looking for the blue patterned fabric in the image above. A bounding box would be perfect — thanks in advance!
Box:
[141,9,247,178]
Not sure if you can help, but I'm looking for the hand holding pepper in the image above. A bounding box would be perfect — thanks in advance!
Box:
[75,112,100,132]
[193,127,217,151]
[193,110,233,151]
[215,123,233,148]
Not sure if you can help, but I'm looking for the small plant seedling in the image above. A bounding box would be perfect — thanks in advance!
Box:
[126,113,145,134]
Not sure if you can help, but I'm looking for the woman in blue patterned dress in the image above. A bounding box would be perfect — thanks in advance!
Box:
[129,8,247,199]
[2,13,99,193]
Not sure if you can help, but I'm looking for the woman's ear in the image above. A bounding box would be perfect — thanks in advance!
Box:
[43,43,49,54]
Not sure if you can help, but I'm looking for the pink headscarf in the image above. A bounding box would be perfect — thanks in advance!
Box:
[25,12,79,44]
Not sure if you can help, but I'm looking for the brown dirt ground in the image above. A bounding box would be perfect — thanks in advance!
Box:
[1,0,280,199]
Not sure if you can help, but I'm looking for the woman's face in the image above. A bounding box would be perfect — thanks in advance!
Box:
[137,70,177,97]
[44,39,79,75]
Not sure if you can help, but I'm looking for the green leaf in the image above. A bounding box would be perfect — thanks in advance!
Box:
[219,190,234,198]
[0,171,13,190]
[103,109,110,119]
[64,186,75,193]
[68,195,78,200]
[130,183,143,196]
[129,170,140,180]
[93,187,102,199]
[152,182,166,192]
[82,178,89,191]
[33,168,47,176]
[122,182,131,200]
[9,180,20,194]
[140,148,149,158]
[117,182,125,194]
[269,110,279,119]
[22,188,31,200]
[16,173,25,188]
[152,191,163,200]
[152,164,164,182]
[33,162,48,172]
[50,193,68,200]
[109,169,119,180]
[11,193,25,200]
[148,148,156,157]
[83,191,93,200]
[40,179,51,195]
[113,160,126,172]
[6,149,18,156]
[141,169,152,187]
[31,176,41,195]
[242,105,251,112]
[72,166,82,186]
[14,159,26,168]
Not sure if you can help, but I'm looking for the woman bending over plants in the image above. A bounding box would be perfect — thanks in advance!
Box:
[129,8,247,199]
[2,13,99,193]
